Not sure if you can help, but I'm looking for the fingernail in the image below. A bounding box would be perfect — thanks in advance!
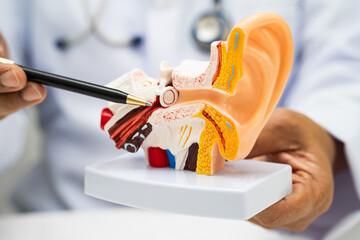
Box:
[0,69,20,88]
[21,84,42,102]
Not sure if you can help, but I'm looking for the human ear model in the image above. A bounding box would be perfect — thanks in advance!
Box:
[101,12,293,175]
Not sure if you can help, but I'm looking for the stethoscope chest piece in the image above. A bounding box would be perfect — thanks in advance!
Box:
[192,10,231,51]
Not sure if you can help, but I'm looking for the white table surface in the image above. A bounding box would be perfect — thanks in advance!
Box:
[0,208,309,240]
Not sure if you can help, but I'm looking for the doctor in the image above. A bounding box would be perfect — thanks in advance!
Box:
[0,0,359,239]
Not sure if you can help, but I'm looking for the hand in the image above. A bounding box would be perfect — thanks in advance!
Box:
[0,32,46,120]
[247,108,339,231]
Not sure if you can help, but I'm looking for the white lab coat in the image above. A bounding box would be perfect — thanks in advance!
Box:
[0,0,359,238]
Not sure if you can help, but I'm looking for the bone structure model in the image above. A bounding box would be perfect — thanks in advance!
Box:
[100,12,294,175]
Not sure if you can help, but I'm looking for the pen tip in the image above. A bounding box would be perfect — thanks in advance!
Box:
[145,102,153,107]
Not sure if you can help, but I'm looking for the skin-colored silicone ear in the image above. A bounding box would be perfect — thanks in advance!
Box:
[176,12,293,174]
[230,12,294,160]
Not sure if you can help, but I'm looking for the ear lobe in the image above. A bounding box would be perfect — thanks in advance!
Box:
[225,12,294,160]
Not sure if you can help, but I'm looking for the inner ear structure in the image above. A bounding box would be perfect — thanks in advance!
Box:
[101,12,294,175]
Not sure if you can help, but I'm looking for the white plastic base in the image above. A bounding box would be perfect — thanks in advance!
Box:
[85,155,292,220]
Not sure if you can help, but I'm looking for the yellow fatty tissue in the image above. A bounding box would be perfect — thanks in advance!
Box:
[212,29,245,94]
[194,106,239,175]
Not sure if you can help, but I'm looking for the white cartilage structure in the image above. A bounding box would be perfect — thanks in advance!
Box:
[101,12,294,175]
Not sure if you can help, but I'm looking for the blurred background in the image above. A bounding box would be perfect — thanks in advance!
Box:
[0,107,43,214]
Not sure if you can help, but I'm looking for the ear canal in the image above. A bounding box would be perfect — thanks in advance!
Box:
[222,12,294,161]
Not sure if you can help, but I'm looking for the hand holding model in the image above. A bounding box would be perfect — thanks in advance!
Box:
[248,108,346,231]
[0,33,46,120]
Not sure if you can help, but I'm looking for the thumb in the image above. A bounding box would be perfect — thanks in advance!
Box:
[0,32,9,58]
[246,108,302,159]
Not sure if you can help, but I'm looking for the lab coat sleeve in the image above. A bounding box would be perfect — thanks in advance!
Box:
[0,112,28,172]
[284,0,360,197]
[0,0,29,172]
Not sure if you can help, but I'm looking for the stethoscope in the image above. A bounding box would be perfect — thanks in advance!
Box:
[191,0,231,51]
[56,0,231,52]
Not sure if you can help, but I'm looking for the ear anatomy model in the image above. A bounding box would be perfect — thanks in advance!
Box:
[101,12,293,175]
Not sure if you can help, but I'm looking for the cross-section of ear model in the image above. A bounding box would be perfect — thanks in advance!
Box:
[100,12,293,175]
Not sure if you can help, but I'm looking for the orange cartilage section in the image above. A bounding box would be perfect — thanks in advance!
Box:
[212,29,245,94]
[178,125,190,148]
[194,106,238,175]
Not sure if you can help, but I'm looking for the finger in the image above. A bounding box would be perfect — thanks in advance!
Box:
[248,155,268,162]
[258,151,318,172]
[0,82,46,119]
[0,64,27,93]
[0,32,9,58]
[249,207,319,232]
[247,108,303,159]
[249,181,314,229]
[248,218,273,229]
[278,212,321,231]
